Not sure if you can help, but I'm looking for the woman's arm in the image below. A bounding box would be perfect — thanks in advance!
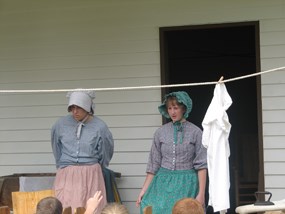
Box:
[136,173,154,207]
[195,168,207,205]
[136,128,162,207]
[99,125,114,168]
[51,122,61,169]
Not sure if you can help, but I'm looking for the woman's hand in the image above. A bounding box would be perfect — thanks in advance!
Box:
[85,191,103,214]
[196,169,207,206]
[136,190,145,207]
[195,192,205,206]
[136,173,154,208]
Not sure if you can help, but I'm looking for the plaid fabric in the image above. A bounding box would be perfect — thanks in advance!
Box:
[146,121,207,174]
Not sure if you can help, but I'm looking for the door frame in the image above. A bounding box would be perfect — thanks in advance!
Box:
[159,21,265,207]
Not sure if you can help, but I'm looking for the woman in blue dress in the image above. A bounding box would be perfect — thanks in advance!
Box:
[51,90,114,213]
[136,91,207,214]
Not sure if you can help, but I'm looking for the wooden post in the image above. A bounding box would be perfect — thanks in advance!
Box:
[0,206,10,214]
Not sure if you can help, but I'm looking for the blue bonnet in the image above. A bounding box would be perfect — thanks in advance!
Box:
[66,89,96,114]
[158,91,193,119]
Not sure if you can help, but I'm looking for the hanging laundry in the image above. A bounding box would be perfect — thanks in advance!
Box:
[202,83,232,214]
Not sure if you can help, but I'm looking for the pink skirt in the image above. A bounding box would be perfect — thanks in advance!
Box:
[53,164,107,213]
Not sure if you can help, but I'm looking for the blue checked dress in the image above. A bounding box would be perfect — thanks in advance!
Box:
[140,121,207,214]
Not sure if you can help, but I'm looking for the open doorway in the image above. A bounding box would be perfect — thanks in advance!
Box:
[159,21,264,213]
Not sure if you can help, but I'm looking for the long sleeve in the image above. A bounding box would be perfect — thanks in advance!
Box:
[193,128,207,170]
[51,121,62,169]
[98,127,114,168]
[146,129,162,174]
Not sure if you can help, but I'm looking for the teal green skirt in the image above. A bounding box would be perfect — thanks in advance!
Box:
[140,168,198,214]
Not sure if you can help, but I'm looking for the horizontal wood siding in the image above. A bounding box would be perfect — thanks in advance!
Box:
[1,0,285,212]
[260,1,285,200]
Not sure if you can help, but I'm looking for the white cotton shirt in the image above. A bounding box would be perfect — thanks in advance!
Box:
[202,83,232,214]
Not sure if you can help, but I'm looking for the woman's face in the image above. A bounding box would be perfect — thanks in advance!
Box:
[69,105,88,121]
[166,99,185,122]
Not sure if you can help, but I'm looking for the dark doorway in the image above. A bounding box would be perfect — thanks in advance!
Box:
[159,22,264,213]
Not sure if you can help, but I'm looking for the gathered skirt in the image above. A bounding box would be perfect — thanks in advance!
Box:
[140,168,198,214]
[53,164,107,213]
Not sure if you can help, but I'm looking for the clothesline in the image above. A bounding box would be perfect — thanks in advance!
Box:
[0,66,284,94]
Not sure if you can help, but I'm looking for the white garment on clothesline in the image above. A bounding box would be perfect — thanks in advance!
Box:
[202,83,232,214]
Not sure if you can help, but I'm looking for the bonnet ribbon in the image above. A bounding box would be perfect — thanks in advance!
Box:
[76,114,90,140]
[173,121,184,144]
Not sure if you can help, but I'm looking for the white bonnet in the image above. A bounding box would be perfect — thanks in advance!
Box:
[66,89,96,114]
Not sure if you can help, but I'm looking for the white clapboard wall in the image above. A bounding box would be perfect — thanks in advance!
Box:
[0,0,285,213]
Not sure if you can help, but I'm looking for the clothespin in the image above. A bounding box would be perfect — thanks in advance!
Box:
[218,76,224,84]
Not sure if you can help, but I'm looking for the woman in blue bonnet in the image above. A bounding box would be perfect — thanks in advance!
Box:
[51,90,114,213]
[136,91,207,214]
